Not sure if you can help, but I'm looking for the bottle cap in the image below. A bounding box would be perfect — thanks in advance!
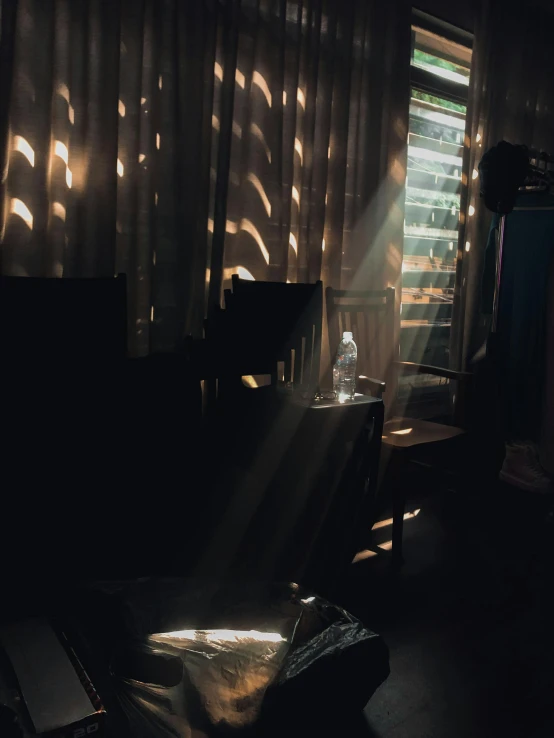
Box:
[343,331,353,341]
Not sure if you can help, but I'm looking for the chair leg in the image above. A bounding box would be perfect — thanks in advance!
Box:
[392,491,405,568]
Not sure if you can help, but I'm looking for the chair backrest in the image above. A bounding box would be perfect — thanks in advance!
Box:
[0,273,127,362]
[230,275,323,388]
[326,287,395,386]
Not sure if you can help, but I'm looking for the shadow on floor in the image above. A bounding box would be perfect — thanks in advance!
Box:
[334,483,554,738]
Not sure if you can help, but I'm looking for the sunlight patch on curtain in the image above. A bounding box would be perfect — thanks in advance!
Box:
[1,0,410,355]
[54,141,68,165]
[12,136,34,167]
[10,199,33,229]
[252,72,272,108]
[52,202,66,222]
[246,173,271,217]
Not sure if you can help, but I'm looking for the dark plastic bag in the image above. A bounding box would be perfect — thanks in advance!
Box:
[98,579,388,737]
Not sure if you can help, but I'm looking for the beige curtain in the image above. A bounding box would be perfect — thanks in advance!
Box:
[1,0,410,357]
[452,0,554,369]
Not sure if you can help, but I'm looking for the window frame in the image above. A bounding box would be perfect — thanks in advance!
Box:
[399,12,473,404]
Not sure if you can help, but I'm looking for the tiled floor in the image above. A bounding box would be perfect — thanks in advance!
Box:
[333,483,554,738]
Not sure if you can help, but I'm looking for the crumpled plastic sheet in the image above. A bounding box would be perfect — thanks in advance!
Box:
[103,579,388,737]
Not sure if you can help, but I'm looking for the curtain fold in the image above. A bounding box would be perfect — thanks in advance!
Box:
[453,0,554,370]
[1,0,410,356]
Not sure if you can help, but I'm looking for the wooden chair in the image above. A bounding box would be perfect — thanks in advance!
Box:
[326,286,473,566]
[230,274,323,389]
[196,276,323,417]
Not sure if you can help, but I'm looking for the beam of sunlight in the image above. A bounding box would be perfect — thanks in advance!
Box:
[150,306,154,322]
[232,121,242,139]
[292,186,300,207]
[208,218,214,233]
[240,218,270,264]
[10,199,33,229]
[297,88,306,110]
[472,168,478,180]
[242,375,259,388]
[322,238,325,252]
[214,62,223,82]
[68,104,74,124]
[253,71,272,107]
[156,133,160,150]
[283,91,287,106]
[294,138,303,165]
[235,68,245,89]
[52,202,66,222]
[468,205,475,216]
[289,232,297,255]
[117,159,124,177]
[226,220,238,234]
[390,427,412,435]
[139,154,146,163]
[391,157,406,185]
[465,241,471,252]
[141,97,147,105]
[212,114,220,132]
[66,168,72,188]
[343,144,418,481]
[118,100,125,117]
[54,140,69,165]
[12,135,35,167]
[372,509,421,530]
[251,123,271,163]
[158,75,163,90]
[246,173,271,217]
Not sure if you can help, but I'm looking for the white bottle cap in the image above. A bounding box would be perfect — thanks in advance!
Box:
[343,331,353,341]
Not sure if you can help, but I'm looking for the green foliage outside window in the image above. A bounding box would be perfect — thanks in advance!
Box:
[411,88,466,115]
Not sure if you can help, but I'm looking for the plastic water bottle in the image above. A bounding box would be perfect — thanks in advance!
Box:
[333,331,357,402]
